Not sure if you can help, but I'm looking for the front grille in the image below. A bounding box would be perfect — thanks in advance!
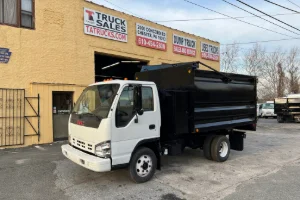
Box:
[72,137,94,153]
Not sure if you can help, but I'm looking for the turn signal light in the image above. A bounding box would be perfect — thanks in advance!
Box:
[124,77,128,80]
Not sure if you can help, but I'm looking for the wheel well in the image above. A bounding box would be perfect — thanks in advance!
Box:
[131,138,161,170]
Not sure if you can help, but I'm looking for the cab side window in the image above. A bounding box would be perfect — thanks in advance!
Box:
[142,87,154,111]
[116,86,135,128]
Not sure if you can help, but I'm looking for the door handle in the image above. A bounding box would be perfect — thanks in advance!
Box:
[149,124,155,130]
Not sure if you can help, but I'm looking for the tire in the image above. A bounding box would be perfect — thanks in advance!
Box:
[277,116,284,123]
[129,147,157,183]
[211,135,230,162]
[203,135,215,160]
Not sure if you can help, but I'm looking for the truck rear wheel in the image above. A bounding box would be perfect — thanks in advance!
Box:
[203,135,215,160]
[211,136,230,162]
[129,147,157,183]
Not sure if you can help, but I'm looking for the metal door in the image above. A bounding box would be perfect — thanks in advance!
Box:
[53,92,73,141]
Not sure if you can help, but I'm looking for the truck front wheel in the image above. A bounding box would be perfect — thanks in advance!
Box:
[129,147,157,183]
[211,136,230,162]
[277,115,284,123]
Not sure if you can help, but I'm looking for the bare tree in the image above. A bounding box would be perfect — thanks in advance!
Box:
[259,48,286,99]
[285,47,300,94]
[277,62,285,97]
[243,44,266,77]
[221,43,240,73]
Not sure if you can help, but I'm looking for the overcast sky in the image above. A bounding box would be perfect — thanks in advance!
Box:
[91,0,300,53]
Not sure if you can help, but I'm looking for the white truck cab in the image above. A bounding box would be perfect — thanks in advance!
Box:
[62,80,161,182]
[259,101,276,118]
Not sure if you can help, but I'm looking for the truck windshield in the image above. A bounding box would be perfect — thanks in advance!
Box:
[73,84,120,119]
[262,103,274,109]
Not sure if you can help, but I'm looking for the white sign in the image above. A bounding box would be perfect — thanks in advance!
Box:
[201,42,220,61]
[173,34,196,57]
[84,8,128,42]
[136,23,167,51]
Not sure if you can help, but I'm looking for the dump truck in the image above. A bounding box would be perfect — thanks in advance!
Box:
[61,62,257,183]
[275,94,300,123]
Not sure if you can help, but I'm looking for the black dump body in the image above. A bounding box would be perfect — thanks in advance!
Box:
[135,62,257,141]
[274,97,300,116]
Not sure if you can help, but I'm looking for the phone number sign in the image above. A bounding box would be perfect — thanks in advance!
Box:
[201,42,220,61]
[136,23,167,51]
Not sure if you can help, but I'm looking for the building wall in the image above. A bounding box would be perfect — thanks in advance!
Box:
[0,0,220,147]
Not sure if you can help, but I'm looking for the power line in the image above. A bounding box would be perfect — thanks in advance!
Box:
[263,0,300,13]
[286,0,300,9]
[154,13,299,22]
[236,0,300,33]
[101,0,145,19]
[221,0,299,36]
[182,0,296,38]
[222,37,300,45]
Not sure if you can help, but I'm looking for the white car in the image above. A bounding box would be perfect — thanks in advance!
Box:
[259,102,276,118]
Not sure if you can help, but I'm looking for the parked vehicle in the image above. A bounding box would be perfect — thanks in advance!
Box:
[61,62,257,183]
[258,101,276,118]
[275,94,300,123]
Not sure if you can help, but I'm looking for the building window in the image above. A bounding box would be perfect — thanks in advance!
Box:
[0,0,34,29]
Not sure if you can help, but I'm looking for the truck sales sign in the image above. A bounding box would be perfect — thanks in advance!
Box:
[173,34,196,57]
[84,8,128,42]
[136,23,167,51]
[201,42,220,61]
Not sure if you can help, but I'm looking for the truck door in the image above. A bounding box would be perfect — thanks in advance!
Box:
[111,84,159,165]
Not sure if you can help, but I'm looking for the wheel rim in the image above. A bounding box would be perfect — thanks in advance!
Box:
[136,155,152,177]
[219,141,228,158]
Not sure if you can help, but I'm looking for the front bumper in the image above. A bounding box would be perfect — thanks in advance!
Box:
[61,144,111,172]
[262,113,277,117]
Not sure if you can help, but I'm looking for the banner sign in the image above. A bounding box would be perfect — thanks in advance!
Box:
[0,48,12,64]
[84,8,128,42]
[173,34,196,57]
[136,23,167,51]
[201,42,219,61]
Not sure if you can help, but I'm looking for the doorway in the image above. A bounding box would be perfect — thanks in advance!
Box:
[94,53,148,82]
[52,91,73,141]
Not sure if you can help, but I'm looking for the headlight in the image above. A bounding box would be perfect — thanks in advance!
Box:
[95,141,111,158]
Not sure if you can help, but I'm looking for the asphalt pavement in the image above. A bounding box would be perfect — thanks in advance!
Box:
[0,119,300,200]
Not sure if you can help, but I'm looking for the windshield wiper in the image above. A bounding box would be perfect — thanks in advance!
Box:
[81,113,102,120]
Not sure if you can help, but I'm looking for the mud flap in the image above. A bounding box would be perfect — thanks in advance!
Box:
[229,131,246,151]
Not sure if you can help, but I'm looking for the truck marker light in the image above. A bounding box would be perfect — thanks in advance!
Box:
[196,128,199,133]
[124,77,128,80]
[188,69,192,74]
[136,77,139,80]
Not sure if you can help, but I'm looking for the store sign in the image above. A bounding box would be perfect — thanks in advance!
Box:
[0,48,12,64]
[201,42,220,61]
[84,8,128,42]
[173,34,196,57]
[136,23,167,51]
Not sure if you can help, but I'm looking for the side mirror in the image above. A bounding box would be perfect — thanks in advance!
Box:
[134,85,143,115]
[137,109,144,115]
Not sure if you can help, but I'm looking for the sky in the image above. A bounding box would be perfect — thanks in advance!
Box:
[90,0,300,54]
